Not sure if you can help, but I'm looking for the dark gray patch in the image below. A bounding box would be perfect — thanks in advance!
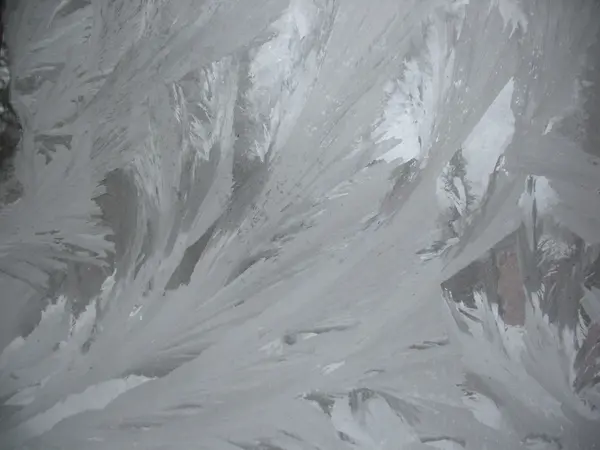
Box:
[117,420,162,430]
[226,249,278,285]
[306,324,354,334]
[231,440,286,450]
[442,227,534,328]
[169,403,202,412]
[441,148,476,209]
[34,134,72,164]
[165,222,217,290]
[337,432,357,444]
[378,392,421,425]
[160,133,221,257]
[364,369,385,375]
[559,37,600,159]
[61,262,107,317]
[348,388,376,414]
[380,159,420,215]
[0,404,22,432]
[13,290,47,339]
[408,337,450,350]
[81,331,96,353]
[133,220,155,279]
[302,391,335,416]
[13,64,65,94]
[123,347,206,378]
[522,434,562,449]
[461,373,504,412]
[283,324,355,346]
[279,430,303,442]
[282,334,297,345]
[271,221,309,244]
[457,308,482,324]
[416,239,454,259]
[95,169,139,274]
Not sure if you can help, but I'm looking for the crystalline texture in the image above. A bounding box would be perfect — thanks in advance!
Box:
[1,0,599,449]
